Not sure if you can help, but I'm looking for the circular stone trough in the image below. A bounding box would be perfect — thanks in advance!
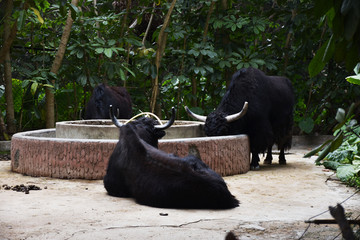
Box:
[11,120,250,180]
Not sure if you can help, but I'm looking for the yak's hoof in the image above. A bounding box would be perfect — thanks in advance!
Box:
[279,160,287,165]
[263,159,272,165]
[250,165,260,170]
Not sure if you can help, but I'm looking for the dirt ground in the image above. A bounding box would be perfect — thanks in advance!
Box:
[0,146,359,240]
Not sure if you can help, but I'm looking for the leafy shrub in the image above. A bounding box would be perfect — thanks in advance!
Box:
[304,103,360,188]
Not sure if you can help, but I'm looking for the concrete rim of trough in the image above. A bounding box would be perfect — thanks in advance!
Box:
[56,120,206,140]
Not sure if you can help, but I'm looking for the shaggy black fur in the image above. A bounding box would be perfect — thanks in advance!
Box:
[103,121,239,209]
[103,117,165,197]
[85,83,133,119]
[204,67,294,169]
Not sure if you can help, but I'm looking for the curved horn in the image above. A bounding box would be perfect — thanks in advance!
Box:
[225,101,248,123]
[154,107,176,130]
[109,105,123,128]
[184,106,207,122]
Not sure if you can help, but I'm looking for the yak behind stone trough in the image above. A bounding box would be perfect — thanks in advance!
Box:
[85,83,133,119]
[103,106,239,209]
[186,67,294,170]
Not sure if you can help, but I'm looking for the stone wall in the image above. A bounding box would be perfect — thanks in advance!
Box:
[11,129,250,179]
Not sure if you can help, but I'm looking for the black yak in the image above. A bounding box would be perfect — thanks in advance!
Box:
[85,83,133,119]
[186,67,294,170]
[103,106,239,209]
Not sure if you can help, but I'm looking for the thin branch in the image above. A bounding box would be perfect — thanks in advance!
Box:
[150,0,177,113]
[142,2,156,46]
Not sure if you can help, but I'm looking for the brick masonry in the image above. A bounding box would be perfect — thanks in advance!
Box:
[11,129,250,179]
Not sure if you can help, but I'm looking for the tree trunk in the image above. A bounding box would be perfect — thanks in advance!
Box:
[0,11,17,65]
[3,0,16,135]
[45,0,79,128]
[150,0,177,113]
[119,0,131,41]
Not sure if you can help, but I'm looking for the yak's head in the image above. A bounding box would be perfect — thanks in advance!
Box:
[204,112,231,136]
[110,105,175,148]
[185,102,248,136]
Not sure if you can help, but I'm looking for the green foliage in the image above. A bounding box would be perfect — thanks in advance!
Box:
[310,0,360,76]
[346,63,360,85]
[299,117,314,134]
[0,79,46,130]
[305,103,360,188]
[2,0,358,133]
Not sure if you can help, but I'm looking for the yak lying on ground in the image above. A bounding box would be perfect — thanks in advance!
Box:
[85,83,133,119]
[186,67,294,170]
[103,106,239,209]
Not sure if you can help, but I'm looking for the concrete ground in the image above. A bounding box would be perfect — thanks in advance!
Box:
[0,144,359,240]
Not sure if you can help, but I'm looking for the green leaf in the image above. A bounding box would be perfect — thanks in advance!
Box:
[200,49,207,56]
[231,24,237,32]
[123,66,136,77]
[346,102,356,119]
[95,48,104,54]
[335,108,346,123]
[30,7,44,24]
[42,84,54,88]
[69,4,79,21]
[108,39,116,46]
[303,139,333,158]
[336,165,356,181]
[299,117,314,134]
[316,143,332,163]
[323,160,340,170]
[0,85,5,98]
[188,49,199,57]
[236,63,244,69]
[104,48,113,58]
[77,74,87,86]
[308,38,332,77]
[346,75,360,85]
[17,10,26,31]
[252,59,266,65]
[353,160,360,166]
[76,49,84,59]
[204,65,214,73]
[354,62,360,75]
[119,69,125,81]
[329,132,344,151]
[213,20,223,29]
[21,80,31,88]
[207,51,217,58]
[31,82,38,95]
[322,34,335,63]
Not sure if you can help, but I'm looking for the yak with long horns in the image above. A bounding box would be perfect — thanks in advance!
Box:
[186,67,294,170]
[103,106,239,209]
